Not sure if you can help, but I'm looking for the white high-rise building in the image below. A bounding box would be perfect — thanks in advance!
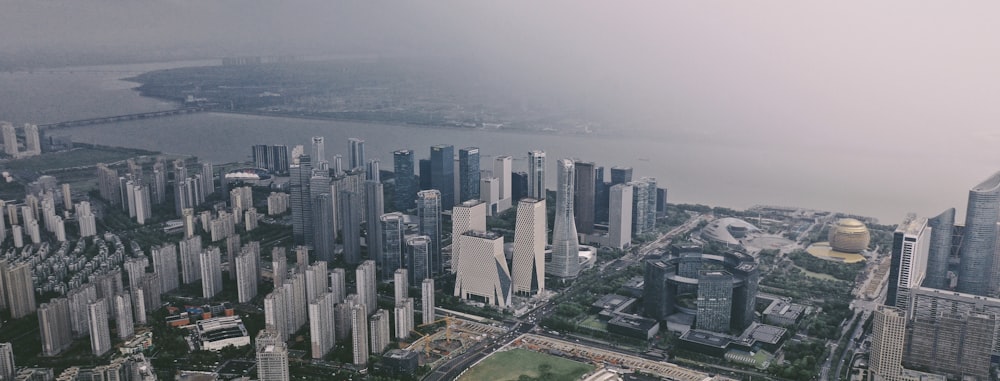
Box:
[451,200,486,273]
[1,122,17,157]
[512,198,546,296]
[370,309,390,354]
[356,260,377,315]
[88,300,112,356]
[272,248,287,287]
[236,249,259,303]
[454,231,512,307]
[869,306,916,381]
[349,138,365,170]
[78,201,97,237]
[256,329,290,381]
[151,244,179,293]
[479,175,501,216]
[549,159,580,279]
[305,261,329,302]
[311,136,326,164]
[888,215,929,312]
[179,235,203,284]
[264,291,288,342]
[493,155,513,212]
[422,278,435,325]
[527,150,546,200]
[394,298,414,340]
[351,304,369,366]
[330,268,346,303]
[0,343,13,381]
[608,184,634,250]
[23,123,40,156]
[200,248,223,298]
[394,269,409,304]
[38,298,73,357]
[308,292,336,359]
[113,293,134,340]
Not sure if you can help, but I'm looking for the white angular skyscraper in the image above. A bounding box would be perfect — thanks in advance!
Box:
[512,198,546,296]
[549,159,580,279]
[527,150,546,200]
[494,155,513,212]
[450,200,486,274]
[454,231,512,308]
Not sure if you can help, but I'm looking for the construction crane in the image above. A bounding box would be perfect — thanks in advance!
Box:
[417,316,458,345]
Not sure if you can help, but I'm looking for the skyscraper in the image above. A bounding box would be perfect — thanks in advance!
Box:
[511,172,529,202]
[394,269,409,304]
[451,200,486,274]
[393,150,416,211]
[610,166,633,185]
[290,154,313,245]
[550,159,580,279]
[869,306,910,381]
[272,248,287,287]
[512,198,546,296]
[527,150,546,200]
[311,136,326,164]
[330,268,346,304]
[493,155,513,212]
[23,123,40,156]
[351,304,369,367]
[340,190,362,265]
[180,235,203,284]
[609,184,634,250]
[454,231,512,308]
[367,159,380,182]
[430,145,455,208]
[113,294,134,340]
[200,248,223,298]
[458,147,481,203]
[88,300,111,356]
[886,215,929,311]
[958,171,1000,296]
[0,343,13,381]
[312,193,335,262]
[380,213,406,280]
[421,278,435,325]
[236,249,259,303]
[256,329,290,381]
[1,122,17,157]
[418,159,432,191]
[924,208,954,290]
[349,138,365,170]
[573,161,596,234]
[416,190,443,276]
[394,298,414,340]
[356,260,377,315]
[407,236,431,284]
[305,261,329,302]
[365,181,385,268]
[201,161,215,196]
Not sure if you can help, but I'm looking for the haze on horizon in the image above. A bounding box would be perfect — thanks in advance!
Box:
[4,1,1000,220]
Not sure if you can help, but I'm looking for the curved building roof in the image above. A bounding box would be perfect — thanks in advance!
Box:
[701,218,760,246]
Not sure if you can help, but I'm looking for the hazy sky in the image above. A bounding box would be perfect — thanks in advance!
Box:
[4,1,1000,142]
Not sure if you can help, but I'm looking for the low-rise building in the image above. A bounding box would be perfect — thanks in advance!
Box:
[195,316,250,351]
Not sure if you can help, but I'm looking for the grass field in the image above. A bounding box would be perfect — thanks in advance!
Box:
[4,146,158,172]
[459,348,594,381]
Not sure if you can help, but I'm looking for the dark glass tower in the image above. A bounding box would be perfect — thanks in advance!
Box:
[418,159,432,191]
[289,155,312,245]
[393,150,415,211]
[610,166,633,185]
[957,172,1000,296]
[430,145,455,208]
[573,161,596,234]
[458,147,481,203]
[923,208,954,290]
[416,190,442,276]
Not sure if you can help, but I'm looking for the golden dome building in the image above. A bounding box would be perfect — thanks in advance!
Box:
[827,218,871,253]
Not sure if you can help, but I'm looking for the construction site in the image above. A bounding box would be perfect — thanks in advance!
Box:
[401,316,507,368]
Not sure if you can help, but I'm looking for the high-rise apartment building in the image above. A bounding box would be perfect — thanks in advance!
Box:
[329,268,346,304]
[451,200,486,274]
[527,150,546,200]
[454,231,512,308]
[609,184,634,250]
[394,269,409,304]
[2,260,36,319]
[395,298,414,340]
[356,260,377,315]
[430,145,455,208]
[421,278,435,325]
[236,249,259,303]
[0,343,13,381]
[38,298,72,357]
[366,159,380,182]
[1,122,17,157]
[308,292,336,359]
[417,190,443,276]
[113,294,134,340]
[180,235,203,284]
[305,261,329,303]
[512,198,545,296]
[370,309,391,354]
[88,300,111,356]
[958,171,1000,296]
[200,248,223,298]
[252,144,290,175]
[351,305,369,367]
[458,148,480,203]
[573,161,596,234]
[256,329,290,381]
[550,159,580,279]
[869,306,921,381]
[340,190,362,265]
[349,138,365,170]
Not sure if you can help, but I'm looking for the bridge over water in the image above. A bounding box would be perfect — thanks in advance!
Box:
[39,107,207,130]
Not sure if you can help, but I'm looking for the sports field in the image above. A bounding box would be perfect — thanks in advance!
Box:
[458,348,594,381]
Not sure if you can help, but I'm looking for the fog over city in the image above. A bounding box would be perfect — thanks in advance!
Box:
[4,1,1000,218]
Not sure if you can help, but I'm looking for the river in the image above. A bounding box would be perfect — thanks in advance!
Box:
[1,60,993,223]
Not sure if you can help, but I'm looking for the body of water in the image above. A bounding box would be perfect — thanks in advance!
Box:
[0,60,994,223]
